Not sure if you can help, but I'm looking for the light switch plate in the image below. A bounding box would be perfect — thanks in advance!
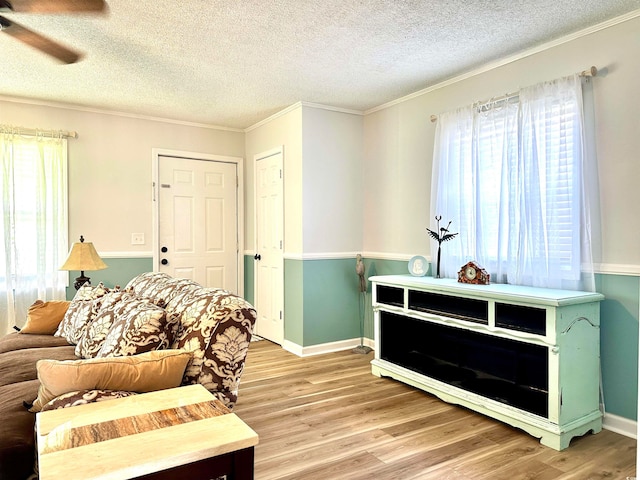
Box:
[131,233,145,245]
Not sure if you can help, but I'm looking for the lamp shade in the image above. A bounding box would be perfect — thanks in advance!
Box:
[60,235,107,272]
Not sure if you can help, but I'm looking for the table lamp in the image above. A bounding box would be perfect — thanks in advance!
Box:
[59,235,108,290]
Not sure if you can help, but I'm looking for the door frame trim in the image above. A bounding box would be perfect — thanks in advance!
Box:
[152,148,245,296]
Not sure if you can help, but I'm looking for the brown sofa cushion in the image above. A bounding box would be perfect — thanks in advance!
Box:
[0,379,40,480]
[20,300,71,335]
[0,346,77,387]
[0,332,71,355]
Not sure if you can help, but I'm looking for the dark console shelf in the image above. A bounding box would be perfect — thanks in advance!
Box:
[376,285,404,308]
[380,311,549,417]
[408,290,488,324]
[496,302,546,335]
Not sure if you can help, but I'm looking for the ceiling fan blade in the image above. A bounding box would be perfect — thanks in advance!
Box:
[0,16,81,63]
[0,0,106,13]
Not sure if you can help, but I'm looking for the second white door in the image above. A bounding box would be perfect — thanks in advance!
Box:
[254,149,284,344]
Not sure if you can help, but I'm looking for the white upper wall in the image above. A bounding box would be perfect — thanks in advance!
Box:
[0,100,245,254]
[301,106,363,256]
[244,104,364,257]
[362,15,640,272]
[244,105,303,255]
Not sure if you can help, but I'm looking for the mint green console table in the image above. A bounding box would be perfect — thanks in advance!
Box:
[370,275,604,450]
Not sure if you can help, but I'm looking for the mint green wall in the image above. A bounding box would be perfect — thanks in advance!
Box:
[284,259,304,345]
[65,257,153,299]
[596,274,639,420]
[282,257,409,345]
[363,258,418,279]
[244,255,255,305]
[301,259,361,346]
[243,257,424,344]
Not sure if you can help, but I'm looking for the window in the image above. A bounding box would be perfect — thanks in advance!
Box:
[0,129,68,335]
[431,75,594,291]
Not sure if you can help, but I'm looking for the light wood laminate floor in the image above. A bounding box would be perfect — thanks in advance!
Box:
[233,340,636,480]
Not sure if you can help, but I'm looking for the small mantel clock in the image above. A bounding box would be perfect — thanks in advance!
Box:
[458,261,490,285]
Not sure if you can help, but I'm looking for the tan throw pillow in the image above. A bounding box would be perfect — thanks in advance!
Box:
[20,300,71,335]
[30,349,192,412]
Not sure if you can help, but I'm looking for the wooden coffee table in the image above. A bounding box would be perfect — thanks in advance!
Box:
[36,384,258,480]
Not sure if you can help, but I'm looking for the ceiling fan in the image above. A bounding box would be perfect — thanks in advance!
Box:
[0,0,106,64]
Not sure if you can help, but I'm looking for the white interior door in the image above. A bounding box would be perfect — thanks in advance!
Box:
[254,149,284,344]
[157,154,239,293]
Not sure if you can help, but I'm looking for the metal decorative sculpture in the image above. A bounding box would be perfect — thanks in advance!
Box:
[353,254,372,354]
[426,216,458,278]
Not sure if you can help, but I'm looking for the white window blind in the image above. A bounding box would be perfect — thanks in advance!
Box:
[431,75,594,291]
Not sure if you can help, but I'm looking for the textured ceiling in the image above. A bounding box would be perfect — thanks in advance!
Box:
[1,1,639,129]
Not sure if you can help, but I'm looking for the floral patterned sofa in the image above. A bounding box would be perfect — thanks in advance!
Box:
[0,272,257,480]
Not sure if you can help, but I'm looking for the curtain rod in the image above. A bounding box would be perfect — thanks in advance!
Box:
[430,65,598,123]
[0,125,78,138]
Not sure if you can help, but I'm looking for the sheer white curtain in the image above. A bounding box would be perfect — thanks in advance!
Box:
[0,129,69,336]
[431,75,595,291]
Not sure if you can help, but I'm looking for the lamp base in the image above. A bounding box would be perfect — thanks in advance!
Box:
[74,273,91,290]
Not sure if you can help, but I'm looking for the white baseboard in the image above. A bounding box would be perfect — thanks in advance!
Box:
[282,337,375,357]
[603,412,637,439]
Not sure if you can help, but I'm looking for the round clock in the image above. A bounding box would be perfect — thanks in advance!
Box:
[464,265,478,281]
[457,261,490,285]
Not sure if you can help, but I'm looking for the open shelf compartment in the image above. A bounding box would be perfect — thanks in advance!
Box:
[408,290,488,325]
[380,311,549,417]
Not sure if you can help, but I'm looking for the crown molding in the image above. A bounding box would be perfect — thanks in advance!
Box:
[365,8,640,116]
[0,95,243,133]
[299,101,364,116]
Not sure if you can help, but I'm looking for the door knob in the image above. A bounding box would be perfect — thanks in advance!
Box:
[161,259,168,265]
[161,246,168,253]
[254,254,261,261]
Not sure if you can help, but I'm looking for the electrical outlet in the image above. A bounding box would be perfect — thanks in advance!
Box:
[131,233,145,245]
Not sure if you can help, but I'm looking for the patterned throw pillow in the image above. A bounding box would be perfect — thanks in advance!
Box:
[162,279,202,315]
[125,272,201,313]
[96,295,177,357]
[41,389,138,411]
[54,283,110,344]
[74,290,129,359]
[124,272,172,300]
